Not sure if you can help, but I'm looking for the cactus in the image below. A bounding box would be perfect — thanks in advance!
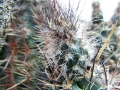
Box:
[0,0,14,50]
[0,0,118,90]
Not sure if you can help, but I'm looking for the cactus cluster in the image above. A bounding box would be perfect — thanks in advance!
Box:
[0,0,119,90]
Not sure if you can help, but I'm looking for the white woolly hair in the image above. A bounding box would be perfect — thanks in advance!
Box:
[31,0,98,61]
